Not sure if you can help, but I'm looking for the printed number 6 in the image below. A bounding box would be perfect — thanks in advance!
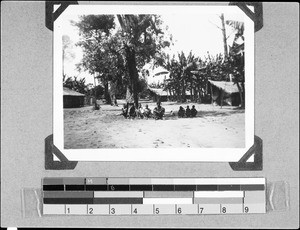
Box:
[177,207,182,214]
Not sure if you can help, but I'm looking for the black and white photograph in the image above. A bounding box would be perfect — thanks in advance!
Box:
[53,5,254,161]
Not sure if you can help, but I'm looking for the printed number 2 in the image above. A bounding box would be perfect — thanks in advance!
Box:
[89,208,93,214]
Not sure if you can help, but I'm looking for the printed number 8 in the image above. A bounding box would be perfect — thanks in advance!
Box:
[222,207,226,213]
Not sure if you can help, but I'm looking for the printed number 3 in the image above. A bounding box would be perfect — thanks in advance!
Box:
[111,208,115,214]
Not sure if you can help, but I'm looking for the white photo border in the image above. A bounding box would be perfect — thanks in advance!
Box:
[53,5,254,162]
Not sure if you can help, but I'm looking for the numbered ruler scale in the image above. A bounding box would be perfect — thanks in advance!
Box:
[42,178,266,215]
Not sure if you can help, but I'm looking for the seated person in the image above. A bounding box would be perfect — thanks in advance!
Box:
[191,105,197,117]
[143,104,152,118]
[128,103,136,118]
[121,103,128,118]
[185,105,191,118]
[136,103,145,119]
[153,101,165,120]
[178,106,185,118]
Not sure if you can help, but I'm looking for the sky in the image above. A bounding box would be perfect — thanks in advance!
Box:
[58,5,246,85]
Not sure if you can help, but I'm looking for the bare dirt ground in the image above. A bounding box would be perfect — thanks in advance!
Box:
[64,100,245,149]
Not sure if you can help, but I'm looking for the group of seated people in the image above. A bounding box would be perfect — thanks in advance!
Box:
[121,102,198,120]
[121,102,165,120]
[178,105,198,118]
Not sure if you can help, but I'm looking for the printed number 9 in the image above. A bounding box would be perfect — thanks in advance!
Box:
[245,207,249,213]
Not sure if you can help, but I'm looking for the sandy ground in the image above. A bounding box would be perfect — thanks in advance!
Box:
[64,100,245,149]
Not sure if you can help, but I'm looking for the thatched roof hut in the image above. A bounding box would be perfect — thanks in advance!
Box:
[63,87,85,108]
[208,80,243,106]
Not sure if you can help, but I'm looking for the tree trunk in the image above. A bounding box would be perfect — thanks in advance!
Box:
[181,78,186,103]
[236,82,245,108]
[210,84,213,105]
[220,89,224,108]
[104,81,111,104]
[125,46,139,107]
[220,13,228,57]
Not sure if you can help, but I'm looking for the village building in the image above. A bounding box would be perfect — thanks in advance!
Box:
[63,87,85,108]
[208,80,243,106]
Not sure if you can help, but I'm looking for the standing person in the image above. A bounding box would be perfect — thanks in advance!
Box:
[143,104,152,118]
[191,105,198,117]
[178,106,185,118]
[185,105,191,118]
[153,101,165,120]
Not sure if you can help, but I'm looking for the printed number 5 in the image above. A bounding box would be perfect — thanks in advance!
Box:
[155,208,159,214]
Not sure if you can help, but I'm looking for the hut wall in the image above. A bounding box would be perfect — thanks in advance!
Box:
[63,96,85,108]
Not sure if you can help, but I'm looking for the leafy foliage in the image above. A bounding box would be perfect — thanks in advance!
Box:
[73,14,171,106]
[63,75,88,94]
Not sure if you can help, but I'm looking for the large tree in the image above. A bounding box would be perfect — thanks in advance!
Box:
[74,14,171,107]
[73,15,122,105]
[116,14,171,107]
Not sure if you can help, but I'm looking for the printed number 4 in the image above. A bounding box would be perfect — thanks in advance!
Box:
[133,208,138,214]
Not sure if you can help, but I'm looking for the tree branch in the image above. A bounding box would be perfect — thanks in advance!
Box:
[208,20,222,30]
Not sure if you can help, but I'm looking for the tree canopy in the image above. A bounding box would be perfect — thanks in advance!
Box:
[73,14,172,106]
